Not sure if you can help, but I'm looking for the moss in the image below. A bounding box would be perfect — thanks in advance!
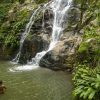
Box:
[0,3,12,24]
[35,0,48,4]
[77,26,100,67]
[83,27,99,39]
[0,4,31,49]
[0,1,40,58]
[78,42,89,53]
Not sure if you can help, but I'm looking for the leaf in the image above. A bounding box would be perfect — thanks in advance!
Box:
[95,82,100,88]
[97,74,100,79]
[88,90,96,100]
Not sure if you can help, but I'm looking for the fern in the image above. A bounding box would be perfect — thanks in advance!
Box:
[73,66,100,100]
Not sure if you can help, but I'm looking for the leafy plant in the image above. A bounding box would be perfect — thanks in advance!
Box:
[0,3,12,24]
[77,26,100,67]
[73,65,100,100]
[0,6,30,48]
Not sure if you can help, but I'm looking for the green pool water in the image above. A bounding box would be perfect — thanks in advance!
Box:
[0,61,73,100]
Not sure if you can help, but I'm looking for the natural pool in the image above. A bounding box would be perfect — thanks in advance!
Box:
[0,61,73,100]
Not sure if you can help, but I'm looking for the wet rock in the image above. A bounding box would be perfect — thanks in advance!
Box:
[64,7,81,32]
[18,34,49,64]
[39,34,82,70]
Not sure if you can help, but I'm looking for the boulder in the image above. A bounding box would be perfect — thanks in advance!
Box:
[18,33,49,64]
[39,34,82,70]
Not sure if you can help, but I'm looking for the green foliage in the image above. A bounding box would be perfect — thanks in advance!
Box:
[19,0,25,4]
[78,42,89,53]
[73,25,100,100]
[74,0,100,32]
[73,65,100,100]
[12,9,30,32]
[0,4,30,49]
[77,27,100,67]
[35,0,48,4]
[0,3,12,24]
[83,27,99,39]
[4,34,19,48]
[0,0,25,3]
[0,0,14,3]
[74,27,100,99]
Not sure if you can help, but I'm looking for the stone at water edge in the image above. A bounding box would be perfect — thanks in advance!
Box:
[39,35,82,70]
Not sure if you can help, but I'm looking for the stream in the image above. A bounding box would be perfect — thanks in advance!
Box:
[0,61,73,100]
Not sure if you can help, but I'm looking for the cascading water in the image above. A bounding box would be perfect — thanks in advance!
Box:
[12,6,42,63]
[30,0,73,65]
[12,2,51,63]
[10,0,73,71]
[48,0,73,51]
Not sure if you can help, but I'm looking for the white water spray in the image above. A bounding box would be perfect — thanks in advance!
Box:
[10,0,72,71]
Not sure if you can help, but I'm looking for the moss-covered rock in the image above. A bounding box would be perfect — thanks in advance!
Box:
[0,1,38,59]
[77,27,100,67]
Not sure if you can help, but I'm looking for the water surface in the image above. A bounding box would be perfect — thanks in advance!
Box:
[0,61,73,100]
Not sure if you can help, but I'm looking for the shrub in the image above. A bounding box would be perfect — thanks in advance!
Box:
[73,65,100,100]
[0,5,30,49]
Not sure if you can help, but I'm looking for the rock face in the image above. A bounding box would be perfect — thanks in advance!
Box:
[37,2,82,70]
[18,33,49,64]
[17,8,53,63]
[39,34,82,70]
[16,1,82,69]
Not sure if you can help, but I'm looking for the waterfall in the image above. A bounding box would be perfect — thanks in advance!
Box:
[12,2,51,63]
[30,0,73,65]
[12,6,42,63]
[11,0,72,71]
[48,0,73,51]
